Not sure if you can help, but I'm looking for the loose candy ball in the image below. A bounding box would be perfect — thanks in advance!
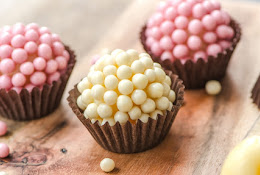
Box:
[100,158,115,172]
[0,143,9,158]
[0,121,7,136]
[205,80,221,95]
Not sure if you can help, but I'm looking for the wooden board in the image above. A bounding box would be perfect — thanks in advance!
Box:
[0,0,260,174]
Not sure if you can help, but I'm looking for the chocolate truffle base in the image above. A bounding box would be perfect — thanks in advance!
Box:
[0,46,76,121]
[251,75,260,109]
[67,71,184,154]
[140,19,241,89]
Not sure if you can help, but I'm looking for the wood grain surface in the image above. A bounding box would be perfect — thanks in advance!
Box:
[0,0,260,175]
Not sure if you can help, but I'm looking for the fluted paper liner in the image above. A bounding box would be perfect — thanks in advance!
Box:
[68,71,184,153]
[251,75,260,109]
[0,46,76,121]
[141,19,242,89]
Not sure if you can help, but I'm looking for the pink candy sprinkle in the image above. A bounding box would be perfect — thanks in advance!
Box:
[151,42,163,57]
[177,2,192,16]
[160,21,175,35]
[40,33,52,45]
[20,62,34,75]
[52,42,65,56]
[38,43,52,60]
[25,29,39,42]
[175,16,189,29]
[0,75,12,89]
[207,44,222,57]
[0,32,12,45]
[25,23,39,31]
[0,121,7,136]
[203,32,217,43]
[24,41,38,54]
[187,35,202,51]
[0,143,9,158]
[151,27,162,40]
[164,7,177,20]
[192,4,207,19]
[63,50,70,61]
[161,51,174,61]
[25,84,35,92]
[55,56,67,70]
[160,36,174,50]
[0,59,15,74]
[188,19,203,35]
[0,45,13,58]
[194,51,207,61]
[30,72,46,86]
[33,57,46,71]
[51,33,61,42]
[45,60,58,74]
[39,27,51,35]
[12,48,28,63]
[172,29,187,44]
[47,72,60,84]
[11,34,26,48]
[12,73,26,87]
[173,45,189,58]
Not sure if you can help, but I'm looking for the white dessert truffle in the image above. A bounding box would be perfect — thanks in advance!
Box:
[128,106,142,120]
[114,111,129,124]
[76,49,177,125]
[132,74,148,90]
[118,80,133,95]
[100,158,115,172]
[117,95,133,112]
[97,103,113,119]
[131,89,147,105]
[104,91,118,105]
[104,75,118,90]
[205,80,222,95]
[117,65,132,80]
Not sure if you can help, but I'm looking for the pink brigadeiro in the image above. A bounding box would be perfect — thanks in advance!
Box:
[144,0,235,63]
[0,23,70,93]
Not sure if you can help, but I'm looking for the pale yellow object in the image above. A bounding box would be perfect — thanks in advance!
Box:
[85,103,99,119]
[118,79,133,95]
[132,73,148,89]
[114,111,129,124]
[150,110,163,120]
[164,76,171,86]
[154,67,166,83]
[100,158,115,172]
[205,80,222,95]
[117,65,132,80]
[131,60,145,74]
[91,85,105,101]
[128,106,142,120]
[144,69,156,83]
[141,98,156,113]
[117,95,133,112]
[97,103,113,119]
[155,97,170,110]
[221,136,260,175]
[103,65,117,76]
[77,95,87,110]
[91,71,104,85]
[147,83,164,98]
[131,89,147,105]
[81,89,93,105]
[77,78,92,93]
[139,113,149,123]
[104,75,118,90]
[104,91,118,105]
[168,90,176,102]
[101,118,116,126]
[140,56,153,69]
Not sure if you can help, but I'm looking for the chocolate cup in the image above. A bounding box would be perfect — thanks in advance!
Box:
[251,75,260,109]
[140,19,242,89]
[67,71,184,154]
[0,46,76,121]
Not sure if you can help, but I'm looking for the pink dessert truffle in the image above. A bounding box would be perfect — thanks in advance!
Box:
[145,0,235,63]
[0,23,70,92]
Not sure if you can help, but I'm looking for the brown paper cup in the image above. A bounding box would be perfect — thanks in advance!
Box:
[140,19,242,89]
[67,71,184,153]
[0,45,76,121]
[251,75,260,109]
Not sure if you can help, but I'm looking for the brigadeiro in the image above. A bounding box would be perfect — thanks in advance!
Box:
[68,49,184,153]
[0,23,76,120]
[140,0,241,89]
